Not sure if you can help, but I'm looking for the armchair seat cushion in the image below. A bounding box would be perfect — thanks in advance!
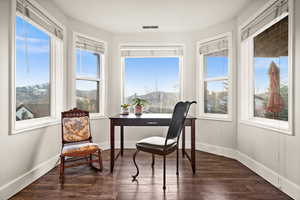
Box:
[62,143,100,156]
[136,136,177,154]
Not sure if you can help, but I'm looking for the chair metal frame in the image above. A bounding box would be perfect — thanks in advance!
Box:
[132,101,196,190]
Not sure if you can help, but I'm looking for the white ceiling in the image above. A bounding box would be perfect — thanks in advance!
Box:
[52,0,255,33]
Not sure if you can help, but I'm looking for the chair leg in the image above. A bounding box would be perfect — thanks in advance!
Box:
[89,154,93,167]
[132,149,140,181]
[98,150,103,171]
[176,146,179,176]
[60,156,65,179]
[151,154,155,168]
[163,155,166,190]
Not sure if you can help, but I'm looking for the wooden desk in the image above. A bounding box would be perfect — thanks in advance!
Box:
[109,114,196,174]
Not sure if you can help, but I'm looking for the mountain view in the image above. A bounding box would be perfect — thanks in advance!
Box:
[16,83,50,120]
[125,91,179,113]
[76,88,98,113]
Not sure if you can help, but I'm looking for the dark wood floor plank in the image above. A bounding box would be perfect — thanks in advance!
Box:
[10,150,292,200]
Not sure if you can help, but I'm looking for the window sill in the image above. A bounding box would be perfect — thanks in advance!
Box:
[12,117,60,134]
[239,118,293,135]
[198,114,232,122]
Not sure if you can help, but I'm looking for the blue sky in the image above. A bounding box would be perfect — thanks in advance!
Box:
[254,57,288,94]
[16,16,50,87]
[76,49,99,78]
[205,56,228,79]
[124,57,179,97]
[16,15,288,95]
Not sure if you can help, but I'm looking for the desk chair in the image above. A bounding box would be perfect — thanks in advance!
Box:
[132,101,196,190]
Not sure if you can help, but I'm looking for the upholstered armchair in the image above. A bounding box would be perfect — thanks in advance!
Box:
[60,108,103,179]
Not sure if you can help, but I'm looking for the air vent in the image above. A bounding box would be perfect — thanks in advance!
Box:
[142,25,159,29]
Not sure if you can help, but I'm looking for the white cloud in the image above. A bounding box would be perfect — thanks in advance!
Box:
[16,36,48,44]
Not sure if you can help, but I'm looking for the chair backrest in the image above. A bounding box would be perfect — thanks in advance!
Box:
[61,108,92,144]
[164,101,196,147]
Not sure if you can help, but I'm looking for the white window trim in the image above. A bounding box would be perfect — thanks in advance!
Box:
[120,43,184,112]
[71,32,107,119]
[10,0,64,134]
[239,0,294,135]
[196,32,233,121]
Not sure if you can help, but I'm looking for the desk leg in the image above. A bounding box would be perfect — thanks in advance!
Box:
[182,126,185,157]
[191,119,196,174]
[110,121,115,173]
[120,126,124,156]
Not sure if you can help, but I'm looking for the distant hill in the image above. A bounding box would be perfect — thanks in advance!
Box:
[126,91,179,113]
[16,83,50,107]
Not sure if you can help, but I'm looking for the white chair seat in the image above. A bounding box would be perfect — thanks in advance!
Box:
[137,136,176,147]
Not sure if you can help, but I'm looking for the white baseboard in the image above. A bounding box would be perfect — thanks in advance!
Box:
[279,173,300,200]
[0,154,60,200]
[196,143,300,200]
[196,142,237,160]
[236,151,300,200]
[2,141,299,200]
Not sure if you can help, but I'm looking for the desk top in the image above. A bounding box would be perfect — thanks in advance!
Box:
[109,113,196,120]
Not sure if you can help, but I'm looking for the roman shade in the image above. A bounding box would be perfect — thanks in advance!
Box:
[241,0,288,41]
[120,45,184,57]
[16,0,64,40]
[76,35,105,54]
[198,37,228,55]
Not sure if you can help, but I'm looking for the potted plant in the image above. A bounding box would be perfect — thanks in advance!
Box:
[132,98,148,115]
[120,104,130,115]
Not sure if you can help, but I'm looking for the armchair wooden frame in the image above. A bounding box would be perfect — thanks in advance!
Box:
[60,108,103,180]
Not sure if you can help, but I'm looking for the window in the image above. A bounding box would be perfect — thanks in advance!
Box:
[197,33,232,120]
[121,45,183,113]
[253,16,288,121]
[240,0,293,134]
[74,34,105,114]
[15,16,51,121]
[12,0,64,133]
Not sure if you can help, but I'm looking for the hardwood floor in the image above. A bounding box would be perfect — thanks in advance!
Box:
[11,150,292,200]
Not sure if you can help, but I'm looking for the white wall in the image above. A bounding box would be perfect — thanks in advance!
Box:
[0,0,112,199]
[109,22,237,150]
[191,19,238,150]
[236,0,300,198]
[1,0,299,199]
[110,33,195,145]
[0,1,67,199]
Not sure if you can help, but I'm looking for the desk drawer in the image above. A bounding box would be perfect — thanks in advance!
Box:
[118,119,171,126]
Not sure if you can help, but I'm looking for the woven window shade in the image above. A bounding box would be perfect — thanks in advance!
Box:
[120,45,183,57]
[241,0,288,41]
[198,37,228,55]
[76,35,105,54]
[17,0,63,40]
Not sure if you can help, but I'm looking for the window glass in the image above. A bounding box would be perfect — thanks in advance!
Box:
[204,50,228,79]
[76,80,99,113]
[253,16,288,121]
[124,57,180,113]
[76,49,100,78]
[203,49,229,115]
[15,16,51,121]
[75,47,101,113]
[204,80,228,114]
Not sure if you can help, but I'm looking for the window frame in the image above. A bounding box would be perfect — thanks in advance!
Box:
[10,0,64,134]
[239,0,294,135]
[196,32,233,121]
[72,32,106,118]
[120,44,184,113]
